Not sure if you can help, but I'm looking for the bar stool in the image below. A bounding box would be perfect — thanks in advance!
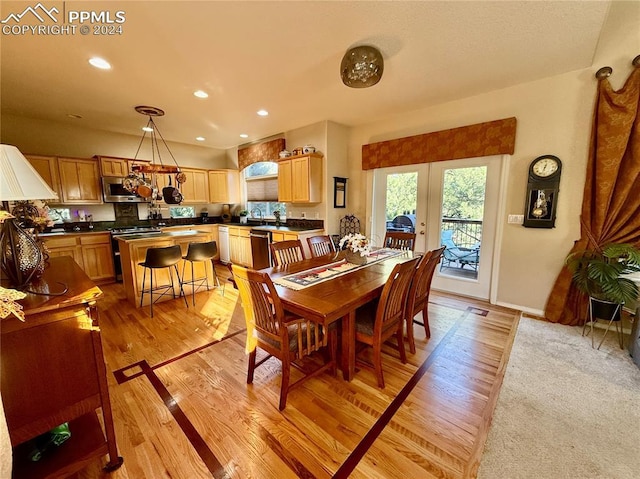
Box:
[180,241,221,305]
[139,245,187,317]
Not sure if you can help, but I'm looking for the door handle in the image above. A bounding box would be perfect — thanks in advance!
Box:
[419,230,425,235]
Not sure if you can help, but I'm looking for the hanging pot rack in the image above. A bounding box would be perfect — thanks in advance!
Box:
[132,105,182,175]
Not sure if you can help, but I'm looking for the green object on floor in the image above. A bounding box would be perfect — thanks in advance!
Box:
[28,422,71,461]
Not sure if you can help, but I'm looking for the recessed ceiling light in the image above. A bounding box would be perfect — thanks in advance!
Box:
[89,57,111,70]
[257,110,269,117]
[142,126,153,132]
[195,136,205,141]
[67,114,82,119]
[193,90,208,99]
[239,133,249,138]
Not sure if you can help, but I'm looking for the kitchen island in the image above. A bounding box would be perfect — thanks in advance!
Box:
[117,230,215,307]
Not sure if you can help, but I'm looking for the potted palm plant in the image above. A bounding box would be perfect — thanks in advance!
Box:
[565,243,640,321]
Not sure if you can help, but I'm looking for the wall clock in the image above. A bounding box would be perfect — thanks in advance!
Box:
[523,155,562,228]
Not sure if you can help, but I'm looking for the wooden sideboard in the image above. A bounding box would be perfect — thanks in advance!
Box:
[0,257,122,478]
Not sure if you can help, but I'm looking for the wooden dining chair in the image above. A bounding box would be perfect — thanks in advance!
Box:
[383,231,417,251]
[354,256,420,388]
[307,235,335,258]
[405,246,445,353]
[232,265,336,410]
[270,239,306,266]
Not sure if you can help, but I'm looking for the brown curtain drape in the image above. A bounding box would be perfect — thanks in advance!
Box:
[545,63,640,325]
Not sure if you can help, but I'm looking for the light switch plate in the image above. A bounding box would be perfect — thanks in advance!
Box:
[508,214,524,224]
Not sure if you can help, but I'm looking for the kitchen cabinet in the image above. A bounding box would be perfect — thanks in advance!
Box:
[277,161,292,203]
[180,167,209,204]
[42,232,114,283]
[25,154,63,200]
[228,226,252,267]
[97,156,129,177]
[95,156,151,177]
[58,157,102,204]
[208,169,240,204]
[1,256,122,477]
[277,153,322,203]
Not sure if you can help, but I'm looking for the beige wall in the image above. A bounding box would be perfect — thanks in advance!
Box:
[1,113,228,168]
[349,0,639,314]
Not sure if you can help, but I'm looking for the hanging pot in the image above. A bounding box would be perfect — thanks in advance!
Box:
[163,175,182,204]
[137,173,153,199]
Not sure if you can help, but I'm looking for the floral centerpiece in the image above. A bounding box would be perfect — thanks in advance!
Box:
[339,233,371,265]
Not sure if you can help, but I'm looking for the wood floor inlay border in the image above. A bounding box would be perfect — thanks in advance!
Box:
[332,309,470,479]
[139,359,231,479]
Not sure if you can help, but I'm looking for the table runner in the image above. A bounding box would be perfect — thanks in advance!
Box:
[273,248,406,290]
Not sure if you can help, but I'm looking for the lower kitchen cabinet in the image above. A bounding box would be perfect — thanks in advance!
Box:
[229,226,252,267]
[42,232,114,283]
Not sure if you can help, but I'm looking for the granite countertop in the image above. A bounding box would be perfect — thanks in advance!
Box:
[114,230,208,242]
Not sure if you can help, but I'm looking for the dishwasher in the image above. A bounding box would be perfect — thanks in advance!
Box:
[250,229,271,269]
[218,225,230,264]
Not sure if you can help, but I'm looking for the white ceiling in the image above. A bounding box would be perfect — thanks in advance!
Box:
[1,1,611,150]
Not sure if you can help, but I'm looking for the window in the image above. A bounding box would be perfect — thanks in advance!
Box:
[246,202,287,219]
[169,206,195,218]
[244,162,286,219]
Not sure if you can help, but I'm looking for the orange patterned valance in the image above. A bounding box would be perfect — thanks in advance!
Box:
[238,138,285,171]
[361,117,517,170]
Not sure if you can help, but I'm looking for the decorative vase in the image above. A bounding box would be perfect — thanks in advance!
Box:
[0,218,46,288]
[346,249,367,266]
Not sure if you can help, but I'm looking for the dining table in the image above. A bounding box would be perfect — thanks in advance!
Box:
[262,248,420,381]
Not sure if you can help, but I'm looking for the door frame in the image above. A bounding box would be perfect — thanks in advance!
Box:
[366,155,509,303]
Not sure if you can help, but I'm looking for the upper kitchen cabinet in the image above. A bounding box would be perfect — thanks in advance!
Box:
[96,156,151,177]
[25,155,62,200]
[278,153,322,203]
[58,157,102,204]
[208,169,240,204]
[180,168,209,204]
[96,155,129,177]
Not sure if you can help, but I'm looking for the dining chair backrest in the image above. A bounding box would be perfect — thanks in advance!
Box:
[375,257,421,335]
[232,265,286,352]
[231,264,335,410]
[307,235,335,258]
[405,246,445,352]
[354,256,419,388]
[383,231,417,251]
[270,239,306,266]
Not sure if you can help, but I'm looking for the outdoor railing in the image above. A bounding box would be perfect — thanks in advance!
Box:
[441,217,482,249]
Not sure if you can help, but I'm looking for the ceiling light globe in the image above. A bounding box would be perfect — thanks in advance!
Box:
[340,45,384,88]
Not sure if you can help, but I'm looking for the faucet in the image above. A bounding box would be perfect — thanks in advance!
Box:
[250,207,264,224]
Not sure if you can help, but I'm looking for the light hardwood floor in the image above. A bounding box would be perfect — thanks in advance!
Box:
[69,265,519,479]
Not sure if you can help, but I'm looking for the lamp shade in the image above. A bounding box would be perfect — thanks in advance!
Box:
[0,144,58,201]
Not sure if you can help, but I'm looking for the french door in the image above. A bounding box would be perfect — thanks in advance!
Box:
[372,155,505,300]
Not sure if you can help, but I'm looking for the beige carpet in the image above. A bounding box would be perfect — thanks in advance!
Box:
[478,316,640,479]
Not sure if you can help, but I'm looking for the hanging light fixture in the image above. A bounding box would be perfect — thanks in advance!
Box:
[340,45,384,88]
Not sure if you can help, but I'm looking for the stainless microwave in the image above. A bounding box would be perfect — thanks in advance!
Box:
[102,177,149,203]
